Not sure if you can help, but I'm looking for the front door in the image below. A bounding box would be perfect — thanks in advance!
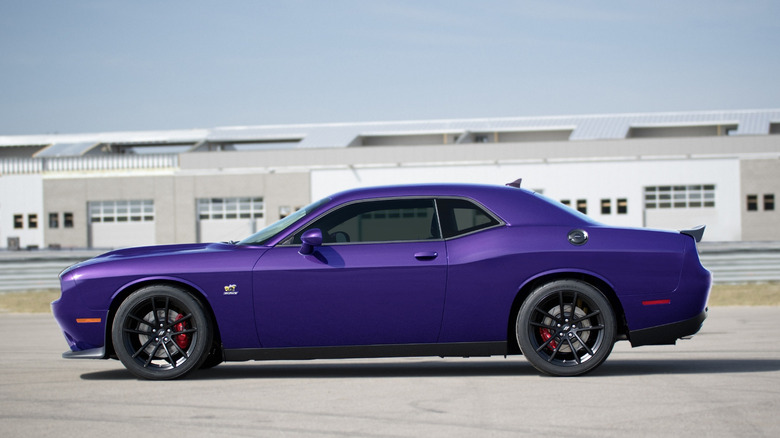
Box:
[252,198,447,348]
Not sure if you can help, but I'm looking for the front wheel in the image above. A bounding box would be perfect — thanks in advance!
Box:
[516,280,616,376]
[112,285,212,380]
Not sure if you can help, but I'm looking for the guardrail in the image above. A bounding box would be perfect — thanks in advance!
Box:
[0,250,103,292]
[0,242,778,293]
[0,154,178,174]
[698,241,780,284]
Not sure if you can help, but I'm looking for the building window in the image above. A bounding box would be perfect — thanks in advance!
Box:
[673,186,687,208]
[89,200,154,223]
[617,198,628,214]
[747,195,758,211]
[576,199,587,215]
[14,214,23,229]
[49,213,59,228]
[198,197,264,220]
[645,185,715,209]
[560,199,571,207]
[600,199,611,215]
[765,194,775,211]
[64,212,74,228]
[28,214,38,229]
[628,124,738,138]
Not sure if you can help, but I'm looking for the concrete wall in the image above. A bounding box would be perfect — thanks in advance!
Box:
[42,171,310,249]
[0,174,44,248]
[8,133,779,248]
[311,158,742,241]
[174,171,310,243]
[741,159,780,241]
[43,173,176,248]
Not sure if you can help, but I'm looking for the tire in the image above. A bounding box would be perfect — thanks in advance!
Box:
[516,279,616,376]
[112,285,212,380]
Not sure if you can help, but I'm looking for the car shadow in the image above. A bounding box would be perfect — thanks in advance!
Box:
[593,358,780,377]
[80,357,780,381]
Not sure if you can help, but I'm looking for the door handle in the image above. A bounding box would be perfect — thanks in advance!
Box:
[414,251,438,261]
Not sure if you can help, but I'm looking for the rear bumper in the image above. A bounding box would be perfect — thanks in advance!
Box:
[628,309,707,347]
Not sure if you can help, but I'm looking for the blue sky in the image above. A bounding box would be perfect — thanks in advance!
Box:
[1,0,778,135]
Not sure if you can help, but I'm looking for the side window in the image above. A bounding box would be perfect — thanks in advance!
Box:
[437,198,500,238]
[293,199,440,244]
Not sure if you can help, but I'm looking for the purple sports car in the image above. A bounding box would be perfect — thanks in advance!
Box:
[53,182,711,379]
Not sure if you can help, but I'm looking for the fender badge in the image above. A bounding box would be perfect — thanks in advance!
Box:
[223,284,238,295]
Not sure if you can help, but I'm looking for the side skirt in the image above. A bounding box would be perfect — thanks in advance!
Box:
[224,341,509,362]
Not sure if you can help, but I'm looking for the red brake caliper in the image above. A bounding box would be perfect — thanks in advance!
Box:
[173,314,190,349]
[540,328,558,350]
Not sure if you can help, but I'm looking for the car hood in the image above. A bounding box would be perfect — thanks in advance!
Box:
[95,242,222,260]
[60,242,241,277]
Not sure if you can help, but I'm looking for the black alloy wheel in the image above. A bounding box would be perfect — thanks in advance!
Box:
[112,285,212,380]
[516,279,616,376]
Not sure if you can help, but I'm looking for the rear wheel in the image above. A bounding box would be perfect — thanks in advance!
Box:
[516,280,616,376]
[112,285,212,380]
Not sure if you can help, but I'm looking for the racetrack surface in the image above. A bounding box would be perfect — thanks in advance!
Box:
[1,307,778,437]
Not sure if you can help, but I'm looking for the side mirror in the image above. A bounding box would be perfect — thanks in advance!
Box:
[299,228,323,255]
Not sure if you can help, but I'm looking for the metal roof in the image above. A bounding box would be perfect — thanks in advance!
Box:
[34,142,99,157]
[1,109,779,156]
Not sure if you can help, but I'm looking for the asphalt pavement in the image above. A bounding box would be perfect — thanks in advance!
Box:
[1,307,778,437]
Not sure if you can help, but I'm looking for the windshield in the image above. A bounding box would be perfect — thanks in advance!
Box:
[238,197,331,246]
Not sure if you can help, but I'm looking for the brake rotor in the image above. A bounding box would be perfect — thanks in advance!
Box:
[137,310,189,357]
[539,304,591,353]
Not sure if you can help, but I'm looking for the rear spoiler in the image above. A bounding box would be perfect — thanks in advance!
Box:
[680,225,705,242]
[506,179,522,188]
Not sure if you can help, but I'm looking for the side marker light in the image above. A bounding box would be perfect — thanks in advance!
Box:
[76,318,102,323]
[642,299,671,306]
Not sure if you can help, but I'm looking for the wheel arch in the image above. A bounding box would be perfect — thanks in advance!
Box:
[103,278,222,359]
[506,271,628,354]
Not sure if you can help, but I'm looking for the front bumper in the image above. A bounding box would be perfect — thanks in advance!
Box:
[63,347,107,359]
[51,293,108,354]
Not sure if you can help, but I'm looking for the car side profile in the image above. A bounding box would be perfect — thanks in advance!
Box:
[52,182,711,379]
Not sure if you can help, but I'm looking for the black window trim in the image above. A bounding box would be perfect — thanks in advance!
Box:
[434,196,505,240]
[277,195,505,247]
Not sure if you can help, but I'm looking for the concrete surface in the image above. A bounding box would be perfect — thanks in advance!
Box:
[1,307,778,437]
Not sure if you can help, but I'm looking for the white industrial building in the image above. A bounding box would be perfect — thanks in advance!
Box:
[1,109,778,250]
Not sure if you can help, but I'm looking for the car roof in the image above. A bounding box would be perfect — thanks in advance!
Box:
[322,183,595,227]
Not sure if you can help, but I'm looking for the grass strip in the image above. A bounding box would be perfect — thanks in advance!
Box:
[1,284,778,314]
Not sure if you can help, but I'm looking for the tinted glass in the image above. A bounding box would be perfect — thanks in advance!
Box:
[437,198,500,238]
[293,199,440,244]
[239,197,330,245]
